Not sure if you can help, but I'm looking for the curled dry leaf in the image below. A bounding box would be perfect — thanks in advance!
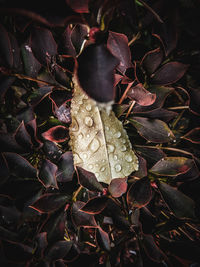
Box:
[69,77,138,184]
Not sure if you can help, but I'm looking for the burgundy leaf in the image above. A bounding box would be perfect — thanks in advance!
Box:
[135,108,178,122]
[53,104,71,124]
[35,232,48,257]
[77,43,119,103]
[80,196,109,214]
[132,86,174,113]
[38,159,58,189]
[77,167,104,192]
[150,157,194,176]
[0,153,10,185]
[133,155,147,179]
[108,178,127,198]
[62,26,77,57]
[107,31,133,74]
[8,33,21,70]
[0,132,26,153]
[43,140,62,161]
[30,193,70,213]
[187,87,200,116]
[71,201,97,228]
[42,126,68,143]
[142,234,165,262]
[140,207,157,234]
[26,118,43,148]
[16,106,35,124]
[66,0,90,13]
[2,240,33,263]
[141,47,164,74]
[127,177,152,208]
[129,117,175,143]
[0,23,13,67]
[158,181,196,219]
[71,24,89,54]
[46,240,72,261]
[56,151,74,182]
[182,127,200,144]
[14,121,33,149]
[0,75,16,102]
[0,225,18,242]
[21,40,41,77]
[3,152,37,178]
[96,227,111,251]
[151,62,188,85]
[127,83,156,106]
[31,27,57,65]
[29,86,52,106]
[136,146,166,166]
[50,90,72,108]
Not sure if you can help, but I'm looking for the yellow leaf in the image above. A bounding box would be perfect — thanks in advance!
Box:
[69,77,138,184]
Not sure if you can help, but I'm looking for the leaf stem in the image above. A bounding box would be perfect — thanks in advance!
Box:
[118,82,133,104]
[168,106,189,110]
[72,185,83,202]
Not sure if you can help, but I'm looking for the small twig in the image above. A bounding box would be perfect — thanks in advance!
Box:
[128,32,141,46]
[118,82,133,105]
[72,185,83,202]
[125,100,136,118]
[168,106,189,110]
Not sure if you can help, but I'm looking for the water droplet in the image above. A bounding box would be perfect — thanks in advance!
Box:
[102,159,106,163]
[71,118,79,132]
[121,138,126,144]
[125,154,133,162]
[105,126,110,131]
[95,172,100,178]
[114,155,118,161]
[89,138,100,152]
[88,164,93,170]
[120,145,127,152]
[78,133,83,139]
[107,144,115,153]
[100,166,105,172]
[84,116,93,127]
[86,134,90,138]
[83,153,88,159]
[84,95,89,100]
[86,104,92,111]
[78,100,83,105]
[114,131,121,138]
[115,164,122,172]
[95,163,99,167]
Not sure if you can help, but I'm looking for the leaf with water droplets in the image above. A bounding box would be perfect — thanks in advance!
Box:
[69,77,139,184]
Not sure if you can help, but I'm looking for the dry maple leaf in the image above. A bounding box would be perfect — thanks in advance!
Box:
[69,77,138,184]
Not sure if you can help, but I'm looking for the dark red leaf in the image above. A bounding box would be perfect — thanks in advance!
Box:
[0,132,27,153]
[77,167,104,192]
[96,227,111,251]
[129,117,175,143]
[0,24,13,67]
[71,24,89,54]
[56,151,74,182]
[53,104,71,124]
[2,240,33,263]
[30,193,70,213]
[21,40,41,77]
[0,75,16,102]
[136,146,166,166]
[50,90,72,108]
[62,26,77,57]
[132,86,174,113]
[135,108,178,122]
[152,62,188,85]
[108,178,127,198]
[182,127,200,144]
[187,87,200,116]
[107,31,133,74]
[140,207,157,234]
[77,44,119,103]
[38,159,58,189]
[127,83,156,106]
[46,240,72,260]
[127,177,152,208]
[8,33,21,70]
[42,126,68,143]
[80,196,108,214]
[71,201,97,228]
[158,181,196,219]
[43,140,62,161]
[0,153,9,185]
[14,121,33,149]
[133,155,147,179]
[26,118,43,148]
[142,234,165,262]
[66,0,90,13]
[141,47,164,74]
[150,157,194,176]
[4,152,37,178]
[35,232,48,257]
[31,27,57,65]
[29,86,52,106]
[0,225,18,242]
[16,106,35,124]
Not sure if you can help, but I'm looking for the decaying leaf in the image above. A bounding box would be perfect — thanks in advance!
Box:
[69,77,138,184]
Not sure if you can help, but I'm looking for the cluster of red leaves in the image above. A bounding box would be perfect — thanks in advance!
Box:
[1,0,200,266]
